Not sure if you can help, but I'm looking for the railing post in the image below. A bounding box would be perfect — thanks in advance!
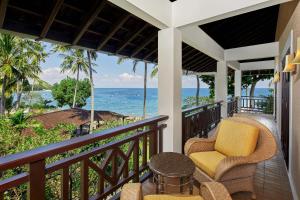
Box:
[203,106,208,137]
[80,159,89,200]
[27,159,45,200]
[133,138,139,182]
[149,123,158,157]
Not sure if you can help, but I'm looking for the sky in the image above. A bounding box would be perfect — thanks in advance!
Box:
[40,42,271,89]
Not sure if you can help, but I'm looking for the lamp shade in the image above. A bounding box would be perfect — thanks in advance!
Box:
[273,72,280,83]
[292,37,300,64]
[283,54,296,72]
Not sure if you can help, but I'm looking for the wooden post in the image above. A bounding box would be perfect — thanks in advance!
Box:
[61,167,69,200]
[27,160,46,200]
[80,159,89,200]
[133,139,139,182]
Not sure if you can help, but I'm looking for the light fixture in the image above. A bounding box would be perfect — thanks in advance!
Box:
[292,37,300,64]
[273,71,280,83]
[283,54,296,72]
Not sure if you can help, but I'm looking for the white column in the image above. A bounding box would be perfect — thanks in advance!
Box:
[158,28,182,153]
[215,61,228,118]
[235,70,242,111]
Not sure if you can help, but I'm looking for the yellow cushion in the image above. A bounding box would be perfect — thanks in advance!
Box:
[144,195,203,200]
[189,151,226,177]
[215,119,259,157]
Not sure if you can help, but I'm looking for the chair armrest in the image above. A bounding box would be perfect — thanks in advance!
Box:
[201,182,232,200]
[120,183,142,200]
[184,137,216,156]
[214,156,250,181]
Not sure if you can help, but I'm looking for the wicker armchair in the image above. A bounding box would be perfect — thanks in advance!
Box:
[120,182,232,200]
[184,117,277,199]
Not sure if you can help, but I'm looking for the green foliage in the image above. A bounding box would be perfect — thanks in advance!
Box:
[20,92,55,110]
[52,77,91,108]
[200,75,215,98]
[0,33,47,114]
[182,96,214,109]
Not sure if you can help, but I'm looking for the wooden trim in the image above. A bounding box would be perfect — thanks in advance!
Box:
[144,48,157,60]
[0,0,8,28]
[38,0,64,40]
[116,23,148,54]
[131,33,157,57]
[97,14,131,50]
[72,0,106,45]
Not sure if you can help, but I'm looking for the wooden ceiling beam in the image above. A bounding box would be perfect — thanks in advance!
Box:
[183,48,196,59]
[72,0,106,45]
[0,0,9,28]
[185,54,209,68]
[144,48,157,60]
[97,14,131,50]
[131,33,157,57]
[37,0,64,40]
[116,23,148,54]
[183,52,204,65]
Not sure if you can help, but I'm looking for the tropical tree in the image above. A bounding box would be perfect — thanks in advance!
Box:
[54,46,87,108]
[86,50,97,132]
[242,74,272,97]
[196,75,200,105]
[117,58,149,119]
[0,34,47,114]
[52,77,91,108]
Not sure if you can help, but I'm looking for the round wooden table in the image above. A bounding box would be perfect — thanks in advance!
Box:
[149,152,195,194]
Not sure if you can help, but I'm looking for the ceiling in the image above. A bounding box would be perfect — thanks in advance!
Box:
[0,0,216,72]
[239,57,275,63]
[200,5,279,49]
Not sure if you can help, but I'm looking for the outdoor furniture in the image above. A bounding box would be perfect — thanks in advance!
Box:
[120,182,232,200]
[149,152,195,194]
[184,117,277,199]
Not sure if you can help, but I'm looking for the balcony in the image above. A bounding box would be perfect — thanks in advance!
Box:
[0,104,293,200]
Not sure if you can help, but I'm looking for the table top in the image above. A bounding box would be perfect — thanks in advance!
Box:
[149,152,195,178]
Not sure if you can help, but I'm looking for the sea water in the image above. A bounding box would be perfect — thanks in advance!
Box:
[39,88,271,117]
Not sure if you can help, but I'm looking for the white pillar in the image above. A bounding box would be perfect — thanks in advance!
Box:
[215,61,228,118]
[158,28,182,153]
[235,70,242,111]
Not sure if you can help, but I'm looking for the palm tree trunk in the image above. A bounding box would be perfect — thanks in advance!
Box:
[250,81,257,108]
[72,66,80,108]
[15,80,23,109]
[87,51,94,133]
[1,75,7,115]
[196,75,200,106]
[143,62,147,119]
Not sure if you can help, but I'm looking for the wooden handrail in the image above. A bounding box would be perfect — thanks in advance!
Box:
[182,101,223,114]
[0,115,168,171]
[0,115,168,199]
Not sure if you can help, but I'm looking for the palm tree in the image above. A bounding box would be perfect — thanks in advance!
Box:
[0,34,46,114]
[54,46,90,108]
[196,75,200,106]
[86,50,97,133]
[117,58,149,119]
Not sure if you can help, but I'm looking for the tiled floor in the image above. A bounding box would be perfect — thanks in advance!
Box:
[142,114,294,200]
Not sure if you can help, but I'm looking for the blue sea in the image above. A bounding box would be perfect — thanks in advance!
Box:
[39,88,271,117]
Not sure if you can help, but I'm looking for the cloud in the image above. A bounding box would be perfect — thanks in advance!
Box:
[40,67,78,85]
[119,73,142,81]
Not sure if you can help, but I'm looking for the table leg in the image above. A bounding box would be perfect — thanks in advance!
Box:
[180,177,183,193]
[155,174,159,194]
[189,176,193,195]
[160,176,165,194]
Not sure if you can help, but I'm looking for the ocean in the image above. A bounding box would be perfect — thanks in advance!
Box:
[39,88,271,117]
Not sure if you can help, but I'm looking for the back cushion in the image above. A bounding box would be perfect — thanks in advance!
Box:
[215,119,259,157]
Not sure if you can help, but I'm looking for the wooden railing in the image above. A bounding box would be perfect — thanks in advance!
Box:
[182,102,222,152]
[0,116,168,200]
[227,97,239,117]
[241,96,274,114]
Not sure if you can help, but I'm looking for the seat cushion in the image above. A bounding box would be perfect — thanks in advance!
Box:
[215,119,259,157]
[144,195,203,200]
[189,151,226,177]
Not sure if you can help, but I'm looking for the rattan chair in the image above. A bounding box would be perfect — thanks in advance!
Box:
[184,117,277,199]
[120,182,232,200]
